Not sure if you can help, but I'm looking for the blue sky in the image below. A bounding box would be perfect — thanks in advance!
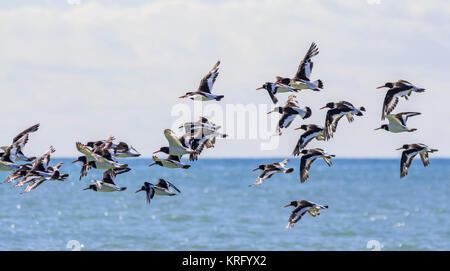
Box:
[0,0,449,158]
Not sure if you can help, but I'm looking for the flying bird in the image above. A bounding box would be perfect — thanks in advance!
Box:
[299,148,335,183]
[256,82,298,104]
[82,168,130,192]
[135,179,181,205]
[0,123,39,162]
[375,112,421,133]
[179,60,224,101]
[378,80,425,120]
[149,155,190,169]
[292,124,325,156]
[268,95,312,136]
[250,159,294,186]
[275,42,323,91]
[396,144,438,178]
[284,200,328,229]
[321,101,365,140]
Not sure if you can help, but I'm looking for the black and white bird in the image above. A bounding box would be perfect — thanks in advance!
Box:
[268,95,312,136]
[292,124,325,156]
[82,168,130,192]
[21,162,68,194]
[250,159,294,186]
[396,144,438,178]
[135,179,181,205]
[275,42,323,91]
[299,148,335,183]
[321,101,365,140]
[0,123,39,162]
[157,129,199,157]
[149,155,190,169]
[179,60,224,101]
[375,112,421,133]
[179,117,217,134]
[0,135,31,171]
[256,82,298,104]
[284,200,328,229]
[378,80,425,120]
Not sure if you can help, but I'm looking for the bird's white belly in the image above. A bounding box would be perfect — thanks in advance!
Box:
[289,81,309,89]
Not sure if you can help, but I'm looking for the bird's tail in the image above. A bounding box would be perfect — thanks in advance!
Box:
[313,79,323,90]
[119,187,127,191]
[285,222,293,229]
[182,165,191,169]
[430,149,438,153]
[215,95,225,101]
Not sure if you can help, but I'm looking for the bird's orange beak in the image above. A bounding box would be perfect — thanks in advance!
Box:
[320,106,327,110]
[135,188,143,193]
[374,127,382,130]
[376,85,385,89]
[283,204,291,208]
[395,147,404,150]
[148,162,156,167]
[71,159,79,164]
[152,150,161,154]
[294,126,302,130]
[179,95,186,98]
[252,168,260,172]
[81,163,89,167]
[256,87,264,90]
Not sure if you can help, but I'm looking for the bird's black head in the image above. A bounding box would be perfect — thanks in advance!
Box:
[283,201,298,208]
[268,106,283,114]
[252,165,265,172]
[135,182,151,193]
[396,144,410,150]
[377,82,394,89]
[153,146,169,154]
[320,102,335,110]
[179,92,194,98]
[72,156,87,164]
[82,185,96,191]
[376,124,389,131]
[256,82,271,91]
[294,124,308,131]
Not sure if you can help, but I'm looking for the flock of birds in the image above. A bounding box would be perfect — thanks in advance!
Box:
[254,42,437,228]
[0,42,438,229]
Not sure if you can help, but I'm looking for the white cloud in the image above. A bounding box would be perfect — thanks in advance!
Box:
[0,0,448,157]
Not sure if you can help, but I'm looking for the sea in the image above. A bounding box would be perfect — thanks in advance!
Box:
[0,158,448,251]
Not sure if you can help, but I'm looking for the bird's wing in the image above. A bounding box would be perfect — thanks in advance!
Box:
[164,130,185,149]
[382,91,399,120]
[400,150,417,178]
[76,142,95,158]
[396,112,421,126]
[12,124,40,144]
[166,180,181,193]
[198,60,220,93]
[419,151,429,167]
[278,113,297,129]
[102,169,117,185]
[294,42,319,81]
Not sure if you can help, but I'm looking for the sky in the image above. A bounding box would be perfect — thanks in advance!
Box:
[0,0,449,158]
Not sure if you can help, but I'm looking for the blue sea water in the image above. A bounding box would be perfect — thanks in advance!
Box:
[0,158,448,251]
